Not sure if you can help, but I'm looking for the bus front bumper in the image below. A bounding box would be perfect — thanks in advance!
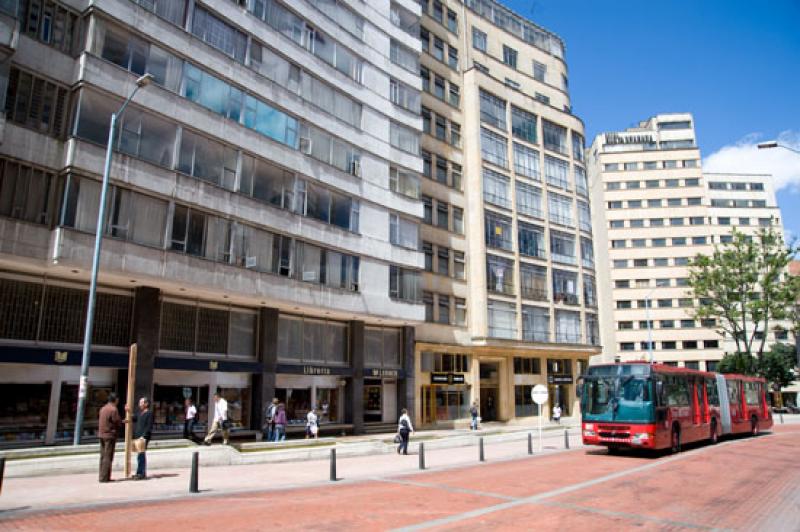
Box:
[582,422,658,448]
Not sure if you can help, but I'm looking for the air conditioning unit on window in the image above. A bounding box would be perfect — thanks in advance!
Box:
[350,159,361,177]
[299,137,313,155]
[302,271,318,282]
[244,256,257,269]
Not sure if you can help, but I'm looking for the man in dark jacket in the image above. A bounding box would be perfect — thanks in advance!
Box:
[98,392,122,482]
[130,397,154,480]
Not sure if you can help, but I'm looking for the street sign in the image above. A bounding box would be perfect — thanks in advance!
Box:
[531,384,548,405]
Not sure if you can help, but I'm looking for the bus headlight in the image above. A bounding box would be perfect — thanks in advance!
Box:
[631,433,651,444]
[583,430,596,437]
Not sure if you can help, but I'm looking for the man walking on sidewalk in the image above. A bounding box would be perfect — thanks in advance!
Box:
[204,391,229,445]
[98,392,122,483]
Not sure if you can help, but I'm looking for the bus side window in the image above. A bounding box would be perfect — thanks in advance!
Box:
[727,381,740,405]
[706,379,719,406]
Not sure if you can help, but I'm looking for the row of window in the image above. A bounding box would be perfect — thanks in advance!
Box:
[4,67,70,139]
[709,181,765,191]
[615,278,689,289]
[422,0,460,34]
[420,66,460,108]
[618,319,717,330]
[422,243,466,280]
[485,211,595,269]
[19,0,81,56]
[620,340,719,351]
[719,217,773,227]
[488,301,599,344]
[484,172,591,231]
[71,90,360,233]
[710,198,769,209]
[616,298,700,309]
[604,159,698,172]
[390,77,422,114]
[610,216,708,228]
[479,91,583,160]
[611,236,710,248]
[607,197,702,209]
[422,292,467,326]
[420,26,459,71]
[60,175,362,291]
[486,258,597,306]
[422,196,464,234]
[606,177,699,190]
[613,256,691,268]
[422,150,462,191]
[421,107,461,148]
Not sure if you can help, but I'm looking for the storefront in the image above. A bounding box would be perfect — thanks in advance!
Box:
[547,358,575,417]
[275,365,348,427]
[419,352,472,425]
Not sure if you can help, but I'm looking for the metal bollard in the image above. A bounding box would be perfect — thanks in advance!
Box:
[564,429,570,449]
[780,413,784,424]
[528,432,533,455]
[479,437,485,462]
[329,448,337,481]
[419,442,425,470]
[0,456,5,495]
[189,452,199,493]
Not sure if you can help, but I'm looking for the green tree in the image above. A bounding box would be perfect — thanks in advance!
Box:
[717,351,759,376]
[759,343,798,392]
[689,227,800,360]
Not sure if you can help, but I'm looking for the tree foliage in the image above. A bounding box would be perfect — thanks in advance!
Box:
[717,344,797,392]
[717,351,759,376]
[689,227,800,360]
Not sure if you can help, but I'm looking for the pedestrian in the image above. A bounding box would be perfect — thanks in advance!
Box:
[129,397,153,480]
[184,398,199,443]
[396,408,414,455]
[273,402,287,442]
[306,408,319,439]
[204,391,230,446]
[470,401,479,430]
[98,392,122,483]
[553,404,562,424]
[263,397,278,442]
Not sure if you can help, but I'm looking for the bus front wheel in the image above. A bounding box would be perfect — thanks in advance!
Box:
[671,426,681,453]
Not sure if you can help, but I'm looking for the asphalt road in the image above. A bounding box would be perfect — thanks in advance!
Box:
[1,424,798,531]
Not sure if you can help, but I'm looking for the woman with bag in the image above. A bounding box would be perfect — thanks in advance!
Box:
[306,409,319,439]
[273,403,287,442]
[396,408,414,455]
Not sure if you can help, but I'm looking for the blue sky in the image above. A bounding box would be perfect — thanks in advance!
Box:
[502,0,800,238]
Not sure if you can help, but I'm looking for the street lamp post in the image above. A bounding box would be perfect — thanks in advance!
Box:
[73,74,153,446]
[757,141,800,155]
[644,287,655,363]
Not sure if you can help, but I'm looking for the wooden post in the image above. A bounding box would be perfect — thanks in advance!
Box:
[124,344,137,479]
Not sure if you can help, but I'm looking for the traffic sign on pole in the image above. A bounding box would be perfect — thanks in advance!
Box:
[531,384,548,452]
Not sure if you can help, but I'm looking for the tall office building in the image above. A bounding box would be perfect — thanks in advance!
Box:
[0,0,425,444]
[413,0,600,426]
[589,113,792,370]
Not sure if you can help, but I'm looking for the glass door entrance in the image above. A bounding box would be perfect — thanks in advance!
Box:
[363,380,382,422]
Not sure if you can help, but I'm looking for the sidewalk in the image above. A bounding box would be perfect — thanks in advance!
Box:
[0,419,579,479]
[0,428,582,516]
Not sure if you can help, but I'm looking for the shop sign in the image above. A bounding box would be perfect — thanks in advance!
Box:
[276,364,352,376]
[547,375,573,384]
[209,360,219,371]
[431,373,466,385]
[54,351,68,363]
[366,368,403,378]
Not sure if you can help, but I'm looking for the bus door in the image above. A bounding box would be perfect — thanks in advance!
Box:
[726,379,743,430]
[692,378,702,426]
[702,378,711,424]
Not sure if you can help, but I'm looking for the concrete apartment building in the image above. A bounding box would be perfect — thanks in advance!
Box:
[589,113,793,372]
[413,0,600,427]
[0,0,427,445]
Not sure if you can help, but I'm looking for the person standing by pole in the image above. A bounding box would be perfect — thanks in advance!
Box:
[129,397,153,480]
[204,391,229,446]
[98,393,122,483]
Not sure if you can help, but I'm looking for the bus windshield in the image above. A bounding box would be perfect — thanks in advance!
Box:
[582,375,654,422]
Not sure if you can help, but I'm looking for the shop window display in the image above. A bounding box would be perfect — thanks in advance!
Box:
[56,384,113,440]
[315,388,339,423]
[219,387,251,429]
[0,383,50,443]
[276,388,311,425]
[152,385,209,432]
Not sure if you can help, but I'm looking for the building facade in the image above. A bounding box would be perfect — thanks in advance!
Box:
[0,0,426,445]
[413,0,600,427]
[589,113,794,371]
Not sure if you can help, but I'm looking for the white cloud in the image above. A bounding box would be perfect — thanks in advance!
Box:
[703,131,800,192]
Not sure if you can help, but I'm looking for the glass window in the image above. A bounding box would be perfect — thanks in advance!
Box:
[472,27,487,51]
[553,269,578,305]
[481,128,508,168]
[516,181,543,218]
[518,222,545,258]
[548,192,574,227]
[511,107,536,143]
[542,120,568,154]
[485,211,512,250]
[544,155,569,189]
[514,143,540,180]
[487,255,514,295]
[502,45,518,68]
[483,168,511,208]
[479,90,507,130]
[488,300,516,339]
[550,231,576,265]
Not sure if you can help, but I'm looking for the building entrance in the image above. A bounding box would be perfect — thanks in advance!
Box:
[363,379,382,422]
[479,362,500,421]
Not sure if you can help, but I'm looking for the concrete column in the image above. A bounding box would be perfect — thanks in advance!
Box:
[44,378,62,444]
[397,326,415,425]
[348,320,365,434]
[132,286,160,402]
[253,307,279,430]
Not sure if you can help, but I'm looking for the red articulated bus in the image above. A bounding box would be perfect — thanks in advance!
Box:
[580,362,772,453]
